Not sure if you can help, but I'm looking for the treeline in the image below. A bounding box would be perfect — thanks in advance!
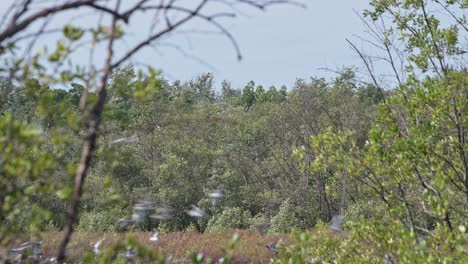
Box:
[1,68,385,232]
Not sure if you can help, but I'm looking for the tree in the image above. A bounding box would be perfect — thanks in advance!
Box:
[294,0,467,261]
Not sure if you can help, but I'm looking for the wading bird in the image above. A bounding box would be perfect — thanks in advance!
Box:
[93,240,102,255]
[149,232,159,243]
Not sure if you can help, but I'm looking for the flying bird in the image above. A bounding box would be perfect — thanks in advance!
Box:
[150,206,172,221]
[112,135,139,144]
[30,241,42,258]
[117,218,135,230]
[8,241,43,263]
[209,189,224,206]
[132,200,154,224]
[187,205,205,218]
[328,215,344,231]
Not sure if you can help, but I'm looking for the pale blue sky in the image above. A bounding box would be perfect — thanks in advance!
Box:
[150,1,372,88]
[1,0,373,89]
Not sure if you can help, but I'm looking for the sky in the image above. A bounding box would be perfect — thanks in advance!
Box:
[151,0,373,88]
[1,0,373,89]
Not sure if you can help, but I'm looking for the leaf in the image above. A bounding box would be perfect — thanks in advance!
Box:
[56,187,73,200]
[63,24,84,41]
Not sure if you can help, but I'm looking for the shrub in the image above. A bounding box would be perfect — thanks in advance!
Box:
[269,199,301,234]
[206,207,252,233]
[345,199,389,223]
[78,207,128,232]
[273,220,468,264]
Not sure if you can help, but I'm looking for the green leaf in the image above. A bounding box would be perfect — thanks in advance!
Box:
[56,187,73,200]
[63,24,84,41]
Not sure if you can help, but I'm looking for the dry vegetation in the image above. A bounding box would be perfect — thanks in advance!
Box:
[6,230,293,263]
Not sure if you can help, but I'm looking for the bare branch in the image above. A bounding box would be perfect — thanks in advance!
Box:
[346,38,386,103]
[0,0,96,43]
[112,0,209,69]
[9,0,34,29]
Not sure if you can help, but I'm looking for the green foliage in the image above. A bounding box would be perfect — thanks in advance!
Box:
[365,0,466,75]
[78,207,128,232]
[345,199,389,223]
[0,112,55,240]
[274,220,467,263]
[362,72,468,229]
[206,207,252,232]
[63,25,84,42]
[285,1,468,262]
[269,199,302,234]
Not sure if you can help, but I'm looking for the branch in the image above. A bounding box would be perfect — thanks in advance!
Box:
[8,0,33,28]
[237,0,305,9]
[0,0,97,43]
[56,0,122,262]
[0,0,134,44]
[85,3,129,23]
[346,38,386,103]
[111,0,209,69]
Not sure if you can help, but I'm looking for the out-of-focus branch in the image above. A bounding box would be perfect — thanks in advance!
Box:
[0,0,97,43]
[8,0,33,28]
[56,0,122,262]
[112,0,209,69]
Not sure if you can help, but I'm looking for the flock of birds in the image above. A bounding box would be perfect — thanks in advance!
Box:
[115,189,223,231]
[6,187,345,263]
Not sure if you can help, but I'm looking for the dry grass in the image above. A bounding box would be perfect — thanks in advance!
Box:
[6,230,291,263]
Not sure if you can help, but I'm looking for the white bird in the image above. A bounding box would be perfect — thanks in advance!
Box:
[187,205,205,218]
[328,215,344,231]
[93,240,102,255]
[209,189,224,206]
[112,135,139,144]
[149,232,159,243]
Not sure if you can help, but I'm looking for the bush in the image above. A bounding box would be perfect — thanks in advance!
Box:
[206,207,252,233]
[269,199,301,233]
[78,207,128,232]
[345,199,389,223]
[272,220,468,264]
